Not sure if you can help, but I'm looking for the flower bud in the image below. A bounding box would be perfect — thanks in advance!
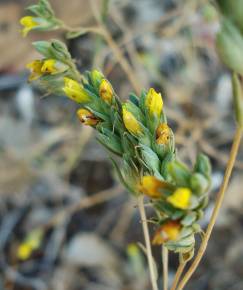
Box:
[20,16,39,36]
[20,16,52,37]
[91,70,104,88]
[167,187,192,209]
[140,176,173,198]
[156,123,171,145]
[216,20,243,75]
[145,88,163,118]
[140,176,163,198]
[190,173,209,195]
[152,221,181,245]
[17,229,43,260]
[99,79,114,104]
[77,108,99,126]
[41,59,68,74]
[63,78,91,103]
[122,105,142,135]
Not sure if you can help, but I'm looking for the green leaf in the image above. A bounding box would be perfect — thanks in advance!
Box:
[194,153,211,179]
[181,212,197,226]
[190,173,209,195]
[96,132,123,156]
[27,5,44,17]
[216,19,243,75]
[50,39,72,61]
[166,234,195,253]
[167,160,191,187]
[39,0,55,17]
[129,93,140,106]
[140,144,161,173]
[110,158,135,194]
[154,201,178,216]
[32,41,54,58]
[89,70,104,90]
[160,151,175,179]
[217,0,243,33]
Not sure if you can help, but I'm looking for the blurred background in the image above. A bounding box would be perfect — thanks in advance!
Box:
[0,0,243,289]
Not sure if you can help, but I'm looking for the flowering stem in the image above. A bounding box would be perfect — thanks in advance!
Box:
[176,126,242,290]
[137,195,158,290]
[162,246,169,290]
[170,261,186,290]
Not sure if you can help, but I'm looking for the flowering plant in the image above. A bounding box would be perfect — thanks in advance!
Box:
[21,33,212,256]
[18,1,243,290]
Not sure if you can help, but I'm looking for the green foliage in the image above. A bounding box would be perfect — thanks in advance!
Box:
[216,0,243,33]
[27,0,55,19]
[216,19,243,75]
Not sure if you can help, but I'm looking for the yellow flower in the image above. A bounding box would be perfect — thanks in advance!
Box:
[127,243,139,256]
[167,188,192,209]
[63,78,91,103]
[17,243,32,260]
[145,88,163,118]
[156,123,171,145]
[140,176,166,198]
[122,106,142,135]
[17,229,43,260]
[20,16,38,37]
[77,108,99,126]
[41,59,68,74]
[99,79,113,103]
[26,60,44,81]
[152,221,181,245]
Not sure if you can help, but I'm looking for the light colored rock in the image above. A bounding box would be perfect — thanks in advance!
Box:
[63,233,119,268]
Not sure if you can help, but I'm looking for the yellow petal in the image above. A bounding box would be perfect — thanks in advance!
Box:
[20,16,38,37]
[63,78,90,103]
[122,106,142,135]
[17,244,32,260]
[26,60,43,71]
[140,176,165,198]
[41,59,60,74]
[41,59,68,74]
[145,88,163,118]
[26,60,43,81]
[152,221,181,245]
[167,188,192,209]
[156,123,171,145]
[77,108,99,126]
[99,79,113,103]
